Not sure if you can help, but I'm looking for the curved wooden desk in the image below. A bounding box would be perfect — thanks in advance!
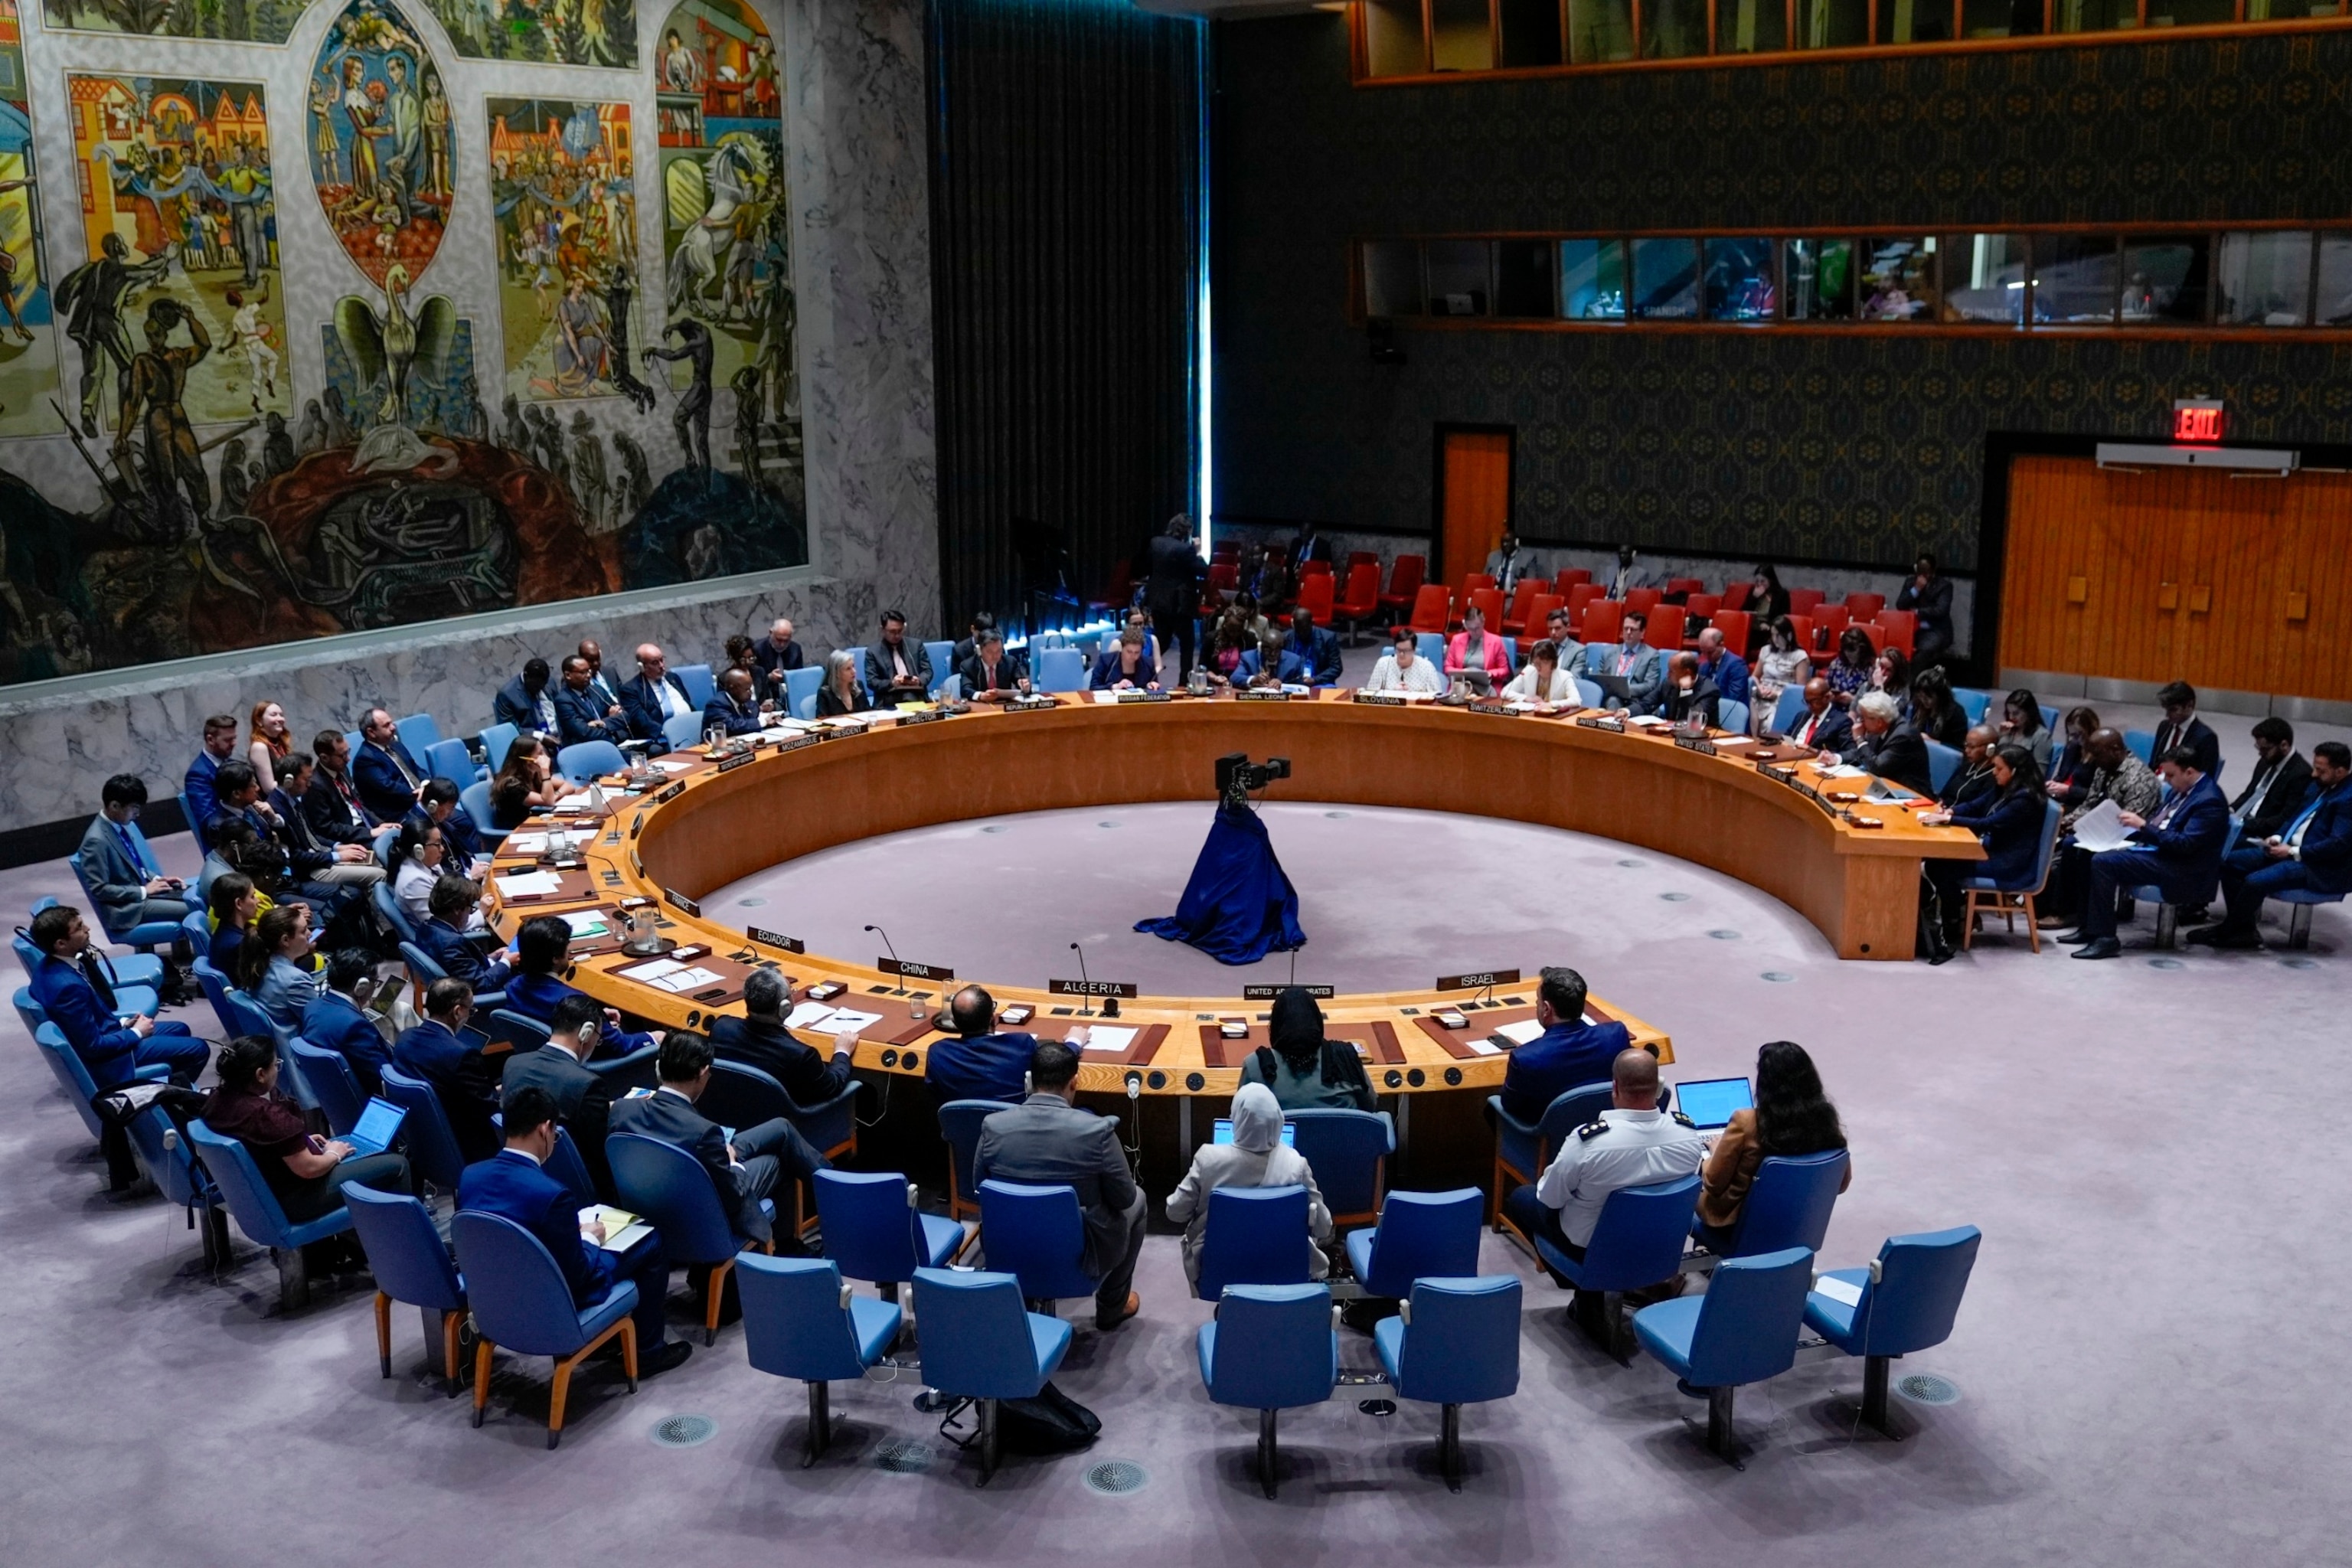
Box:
[482,691,1979,1106]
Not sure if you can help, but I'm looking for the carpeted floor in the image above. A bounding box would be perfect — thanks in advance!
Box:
[3,673,2346,1565]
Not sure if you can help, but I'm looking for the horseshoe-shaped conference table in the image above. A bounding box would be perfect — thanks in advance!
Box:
[480,689,1980,1189]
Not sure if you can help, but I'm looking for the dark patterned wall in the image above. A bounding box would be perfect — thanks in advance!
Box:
[1212,17,2352,570]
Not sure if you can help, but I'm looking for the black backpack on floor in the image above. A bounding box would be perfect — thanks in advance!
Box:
[995,1381,1101,1454]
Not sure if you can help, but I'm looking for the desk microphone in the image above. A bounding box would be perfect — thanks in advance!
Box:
[1069,940,1094,1018]
[866,923,906,996]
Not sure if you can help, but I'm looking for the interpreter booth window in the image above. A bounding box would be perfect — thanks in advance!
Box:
[1361,241,1425,317]
[1629,237,1700,319]
[1799,0,1871,47]
[1495,240,1558,318]
[1704,238,1777,322]
[1430,0,1495,70]
[2214,231,2313,325]
[1857,237,1939,320]
[1961,0,2043,36]
[2053,0,2137,32]
[1941,233,2031,323]
[1643,0,1709,57]
[1719,0,1792,51]
[2034,235,2122,325]
[1560,238,1628,319]
[2121,236,2210,323]
[1567,0,1637,60]
[2318,234,2352,327]
[1362,0,1427,77]
[1877,0,1954,44]
[1426,240,1494,316]
[1784,238,1856,320]
[2148,0,2235,24]
[2246,0,2349,16]
[1499,0,1567,65]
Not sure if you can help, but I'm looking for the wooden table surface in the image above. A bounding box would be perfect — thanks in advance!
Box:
[484,691,1981,1096]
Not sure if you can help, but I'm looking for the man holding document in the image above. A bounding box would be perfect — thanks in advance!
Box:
[2062,747,2230,959]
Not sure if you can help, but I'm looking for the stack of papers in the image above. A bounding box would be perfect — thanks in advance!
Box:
[562,910,610,938]
[1813,1274,1865,1307]
[615,957,726,992]
[505,831,551,855]
[1492,1018,1547,1047]
[580,1205,652,1253]
[2069,798,2134,853]
[1077,1024,1138,1054]
[1625,714,1672,728]
[1462,1039,1505,1056]
[548,797,599,814]
[652,758,697,774]
[494,871,562,897]
[1820,764,1868,779]
[782,1001,887,1034]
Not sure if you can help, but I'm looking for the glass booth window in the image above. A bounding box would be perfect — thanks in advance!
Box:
[1561,239,1628,319]
[1857,236,1939,320]
[2148,0,2236,24]
[1942,234,2031,323]
[2034,235,2121,325]
[1630,237,1700,319]
[2214,231,2312,325]
[1704,238,1778,321]
[1719,0,1792,51]
[1878,0,1955,44]
[2317,233,2352,327]
[1498,0,1566,65]
[1362,241,1424,318]
[1429,0,1494,70]
[1961,0,2039,36]
[1799,0,1871,46]
[1425,240,1493,315]
[2121,235,2210,322]
[1495,240,1556,317]
[2053,0,2138,31]
[1785,238,1857,319]
[1642,0,1709,57]
[1566,0,1636,60]
[1362,0,1426,76]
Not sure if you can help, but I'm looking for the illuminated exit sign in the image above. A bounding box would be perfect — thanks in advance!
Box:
[2173,399,2226,444]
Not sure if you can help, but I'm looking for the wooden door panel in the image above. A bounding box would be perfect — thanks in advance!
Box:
[1438,430,1511,589]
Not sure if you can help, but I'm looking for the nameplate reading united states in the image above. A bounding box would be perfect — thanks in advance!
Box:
[747,926,805,954]
[879,957,955,982]
[1050,978,1138,998]
[1437,968,1521,991]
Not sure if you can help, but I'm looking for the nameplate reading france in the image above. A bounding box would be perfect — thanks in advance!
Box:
[662,887,701,917]
[879,956,955,982]
[1050,978,1138,999]
[1243,984,1333,999]
[1437,968,1521,991]
[747,926,806,955]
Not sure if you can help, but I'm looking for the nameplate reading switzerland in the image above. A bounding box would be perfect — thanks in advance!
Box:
[1437,968,1522,991]
[1243,984,1334,1000]
[662,887,701,917]
[748,926,806,955]
[879,957,956,982]
[1050,978,1139,999]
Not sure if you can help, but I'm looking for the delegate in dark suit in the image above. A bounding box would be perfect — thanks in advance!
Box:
[301,989,393,1094]
[1662,675,1721,727]
[1896,573,1955,663]
[619,671,696,743]
[304,764,380,846]
[392,1018,504,1161]
[500,1044,616,1198]
[750,638,804,690]
[495,676,557,736]
[1088,647,1160,690]
[1292,624,1344,686]
[1496,1015,1634,1125]
[2152,716,2222,780]
[2233,751,2313,844]
[1844,720,1935,796]
[79,814,185,936]
[31,952,207,1089]
[554,684,629,748]
[1144,532,1204,672]
[418,915,513,996]
[457,1148,675,1355]
[974,1092,1147,1316]
[709,1014,855,1110]
[353,738,426,824]
[926,1030,1035,1105]
[183,749,225,851]
[606,1086,826,1245]
[1233,646,1306,685]
[2078,772,2231,946]
[2206,777,2352,942]
[864,639,934,704]
[1781,703,1852,753]
[956,648,1027,697]
[505,972,655,1055]
[701,689,764,737]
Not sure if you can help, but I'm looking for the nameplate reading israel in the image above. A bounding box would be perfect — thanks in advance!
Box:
[1437,968,1521,991]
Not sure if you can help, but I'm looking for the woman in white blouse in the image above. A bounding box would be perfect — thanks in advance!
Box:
[1752,615,1811,733]
[390,818,481,933]
[1364,626,1442,694]
[1502,638,1578,704]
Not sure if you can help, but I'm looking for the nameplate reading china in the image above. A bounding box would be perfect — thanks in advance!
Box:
[1050,978,1139,998]
[1351,691,1406,706]
[1243,984,1334,1000]
[747,926,806,955]
[1235,689,1292,702]
[878,957,955,982]
[1437,968,1522,991]
[1576,714,1626,732]
[662,887,701,916]
[716,750,759,773]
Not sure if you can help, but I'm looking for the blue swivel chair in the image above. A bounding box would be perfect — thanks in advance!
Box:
[1285,1108,1394,1229]
[61,857,183,958]
[1573,676,1604,708]
[125,1105,227,1268]
[1770,684,1808,733]
[923,640,956,696]
[1374,1275,1522,1491]
[12,928,158,1016]
[555,740,626,784]
[1632,1246,1815,1465]
[31,1022,167,1145]
[424,737,480,786]
[371,881,418,947]
[977,1180,1095,1310]
[11,985,47,1037]
[378,1064,469,1193]
[583,1042,660,1086]
[740,1254,905,1465]
[459,781,507,850]
[478,721,519,773]
[395,713,443,761]
[1717,697,1749,733]
[2275,884,2346,950]
[544,1127,597,1204]
[786,665,822,720]
[289,1037,368,1136]
[1539,1174,1701,1359]
[606,1132,773,1344]
[1034,647,1085,694]
[815,1170,965,1300]
[488,1007,552,1053]
[1952,687,1993,724]
[1344,1187,1482,1299]
[660,711,706,750]
[1195,1184,1315,1300]
[702,1060,857,1242]
[187,1118,357,1312]
[938,1099,1003,1220]
[345,1184,469,1393]
[1961,797,2063,952]
[1924,740,1961,795]
[1692,1149,1848,1260]
[675,663,717,707]
[181,789,207,854]
[180,909,211,958]
[451,1210,640,1449]
[398,939,506,1012]
[910,1266,1073,1485]
[1805,1226,1982,1436]
[2123,728,2156,765]
[1197,1282,1338,1498]
[1489,1080,1612,1246]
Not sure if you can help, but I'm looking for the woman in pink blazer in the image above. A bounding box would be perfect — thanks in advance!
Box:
[1444,605,1514,693]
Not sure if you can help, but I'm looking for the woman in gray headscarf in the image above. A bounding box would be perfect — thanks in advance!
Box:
[1165,1082,1333,1289]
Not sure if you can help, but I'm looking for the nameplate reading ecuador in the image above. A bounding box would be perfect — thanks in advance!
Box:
[878,956,955,982]
[1437,968,1521,991]
[1243,984,1334,999]
[662,887,701,916]
[1050,978,1138,998]
[747,926,806,954]
[716,750,760,773]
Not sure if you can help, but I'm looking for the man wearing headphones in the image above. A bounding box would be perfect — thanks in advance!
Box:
[500,992,619,1198]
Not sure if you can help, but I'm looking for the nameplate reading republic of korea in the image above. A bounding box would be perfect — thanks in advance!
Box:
[1436,967,1521,991]
[1006,696,1059,711]
[1050,978,1139,998]
[662,887,701,917]
[878,956,955,982]
[1243,984,1334,999]
[747,926,806,954]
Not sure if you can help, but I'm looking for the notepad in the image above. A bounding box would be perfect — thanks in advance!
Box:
[561,910,610,938]
[505,832,552,855]
[652,758,697,774]
[1463,1039,1504,1056]
[580,1205,653,1253]
[1492,1018,1547,1047]
[494,871,562,897]
[782,1001,884,1035]
[548,798,599,814]
[1079,1025,1137,1055]
[1813,1274,1864,1308]
[616,957,687,982]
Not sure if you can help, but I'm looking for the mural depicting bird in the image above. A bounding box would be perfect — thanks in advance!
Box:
[333,266,460,430]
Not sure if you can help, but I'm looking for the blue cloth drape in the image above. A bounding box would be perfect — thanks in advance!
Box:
[1135,805,1305,965]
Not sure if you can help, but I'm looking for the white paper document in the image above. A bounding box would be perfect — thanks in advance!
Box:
[562,910,610,937]
[548,798,599,814]
[783,1001,885,1035]
[1078,1025,1138,1054]
[505,832,551,855]
[1464,1039,1505,1056]
[1820,764,1869,779]
[652,758,697,774]
[1813,1274,1865,1308]
[1090,689,1120,704]
[1494,1018,1547,1047]
[616,958,686,982]
[2069,798,2135,854]
[581,1205,653,1253]
[494,871,561,897]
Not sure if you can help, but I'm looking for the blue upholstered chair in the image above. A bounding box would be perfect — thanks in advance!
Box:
[1034,647,1085,694]
[1693,1148,1847,1262]
[910,1266,1073,1485]
[1632,1246,1815,1465]
[586,1043,660,1087]
[1343,1187,1482,1300]
[606,1131,773,1344]
[1197,1282,1338,1498]
[786,665,822,720]
[675,663,718,707]
[1952,687,1993,724]
[2123,728,2156,765]
[2275,885,2347,950]
[1716,697,1749,733]
[923,640,956,696]
[977,1179,1094,1309]
[1194,1184,1314,1301]
[1574,675,1604,708]
[555,740,626,784]
[378,1064,469,1193]
[544,1127,597,1203]
[1488,1080,1612,1247]
[478,721,520,773]
[371,881,418,947]
[1805,1225,1982,1436]
[1924,739,1961,795]
[124,1105,227,1268]
[740,1254,905,1465]
[1770,684,1807,733]
[1538,1174,1701,1359]
[187,1117,357,1312]
[1285,1108,1393,1229]
[63,857,183,956]
[395,713,443,761]
[180,909,211,958]
[937,1098,1003,1221]
[1961,797,2063,952]
[424,737,481,786]
[13,929,158,1018]
[31,1022,166,1145]
[289,1037,368,1137]
[11,985,46,1038]
[459,781,506,849]
[702,1059,856,1241]
[450,1210,640,1449]
[345,1184,469,1393]
[661,711,706,750]
[1374,1275,1522,1491]
[815,1170,965,1298]
[486,1008,551,1055]
[399,940,506,1014]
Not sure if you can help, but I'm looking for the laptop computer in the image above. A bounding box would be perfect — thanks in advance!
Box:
[342,1097,409,1158]
[1671,1076,1754,1132]
[1211,1119,1295,1148]
[1586,671,1635,706]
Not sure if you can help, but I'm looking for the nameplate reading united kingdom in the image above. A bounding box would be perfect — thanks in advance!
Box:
[1050,978,1139,998]
[1576,715,1625,732]
[662,887,701,916]
[748,926,806,954]
[1243,984,1334,999]
[879,957,955,982]
[1437,968,1521,991]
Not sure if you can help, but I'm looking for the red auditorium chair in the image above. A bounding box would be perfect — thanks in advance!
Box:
[1565,583,1602,619]
[1403,584,1454,636]
[1686,592,1722,623]
[1666,577,1706,598]
[1719,581,1752,612]
[1811,602,1850,654]
[1783,614,1813,660]
[1346,549,1379,577]
[1379,554,1427,617]
[1625,586,1663,621]
[1208,562,1240,593]
[1788,587,1824,617]
[1710,609,1752,656]
[1500,580,1545,637]
[1643,607,1683,653]
[1553,568,1592,594]
[1295,572,1335,623]
[1086,560,1132,617]
[1515,595,1561,643]
[1331,562,1382,644]
[1466,586,1504,633]
[1462,573,1497,599]
[1874,609,1916,657]
[1844,591,1886,619]
[1301,559,1334,579]
[1581,599,1623,647]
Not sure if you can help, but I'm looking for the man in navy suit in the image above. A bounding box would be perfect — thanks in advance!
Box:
[1287,607,1344,686]
[2190,741,2352,949]
[1494,966,1633,1124]
[26,906,207,1089]
[710,969,858,1108]
[418,875,514,995]
[302,948,396,1093]
[619,643,697,745]
[553,654,630,748]
[392,979,503,1159]
[577,639,624,714]
[305,730,394,849]
[701,667,766,737]
[2151,681,2223,780]
[2069,747,2232,959]
[606,1031,829,1246]
[926,985,1034,1105]
[458,1085,691,1377]
[499,994,618,1200]
[1780,677,1853,752]
[182,714,240,851]
[1234,630,1306,688]
[353,707,428,824]
[80,774,188,936]
[508,916,657,1054]
[495,657,560,737]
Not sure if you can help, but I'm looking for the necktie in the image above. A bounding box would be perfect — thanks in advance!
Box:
[2285,795,2325,848]
[387,743,419,789]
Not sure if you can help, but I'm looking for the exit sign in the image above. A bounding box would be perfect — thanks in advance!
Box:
[2172,399,2225,444]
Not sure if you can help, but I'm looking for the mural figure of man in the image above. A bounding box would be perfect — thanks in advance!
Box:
[644,318,714,476]
[603,260,655,413]
[730,364,764,485]
[116,299,214,531]
[570,410,607,531]
[55,233,172,437]
[221,142,270,289]
[383,54,424,223]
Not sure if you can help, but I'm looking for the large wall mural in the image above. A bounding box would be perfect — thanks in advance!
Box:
[41,0,309,44]
[430,0,637,69]
[309,1,452,287]
[486,94,640,404]
[0,0,64,439]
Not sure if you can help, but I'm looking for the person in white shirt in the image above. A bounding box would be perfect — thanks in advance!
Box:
[1501,1047,1705,1266]
[1752,616,1811,733]
[1502,638,1578,704]
[1364,626,1442,694]
[1163,1082,1333,1289]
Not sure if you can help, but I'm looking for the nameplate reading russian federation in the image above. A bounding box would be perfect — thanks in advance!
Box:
[1050,978,1139,998]
[879,957,955,982]
[1437,968,1521,991]
[662,887,701,916]
[1114,690,1171,703]
[1243,984,1334,1000]
[748,926,805,954]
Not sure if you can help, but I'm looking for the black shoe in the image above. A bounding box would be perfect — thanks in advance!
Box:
[2053,930,2088,946]
[639,1340,693,1377]
[2071,938,2122,959]
[1096,1291,1142,1331]
[2197,927,2263,950]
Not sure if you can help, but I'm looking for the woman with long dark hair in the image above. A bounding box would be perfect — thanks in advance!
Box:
[1999,687,2051,769]
[1239,986,1375,1112]
[1825,626,1875,708]
[2047,704,2099,805]
[1922,741,2052,948]
[1909,665,1967,748]
[1746,563,1790,625]
[200,1035,411,1224]
[1697,1040,1851,1233]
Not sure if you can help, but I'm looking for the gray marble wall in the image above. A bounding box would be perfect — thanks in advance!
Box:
[0,0,939,841]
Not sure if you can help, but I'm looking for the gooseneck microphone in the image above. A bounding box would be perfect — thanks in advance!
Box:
[1070,940,1095,1018]
[866,923,906,995]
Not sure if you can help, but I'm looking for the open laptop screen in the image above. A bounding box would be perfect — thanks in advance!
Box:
[1671,1076,1754,1131]
[1210,1119,1296,1148]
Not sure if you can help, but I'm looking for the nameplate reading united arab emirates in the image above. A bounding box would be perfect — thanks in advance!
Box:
[1243,984,1334,999]
[748,927,806,954]
[879,956,955,982]
[1438,968,1521,991]
[1050,978,1138,999]
[662,887,701,916]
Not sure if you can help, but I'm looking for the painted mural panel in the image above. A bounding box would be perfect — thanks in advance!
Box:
[429,0,636,69]
[486,96,641,406]
[41,0,309,44]
[0,0,64,439]
[64,74,288,436]
[309,0,454,288]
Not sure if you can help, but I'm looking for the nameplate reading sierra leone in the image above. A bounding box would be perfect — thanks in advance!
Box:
[879,956,955,982]
[1050,978,1139,998]
[1235,689,1292,702]
[662,887,701,916]
[747,926,805,954]
[1437,968,1521,991]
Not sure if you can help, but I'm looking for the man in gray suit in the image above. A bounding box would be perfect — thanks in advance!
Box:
[1590,611,1664,714]
[607,1031,830,1246]
[864,608,933,707]
[80,775,188,937]
[974,1038,1146,1330]
[1484,532,1544,597]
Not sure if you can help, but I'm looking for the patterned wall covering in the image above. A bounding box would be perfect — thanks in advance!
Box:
[1213,15,2352,571]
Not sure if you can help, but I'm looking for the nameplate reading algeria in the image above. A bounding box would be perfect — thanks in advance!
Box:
[1050,978,1138,998]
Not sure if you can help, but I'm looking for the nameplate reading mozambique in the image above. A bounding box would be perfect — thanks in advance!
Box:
[1437,968,1521,991]
[662,887,701,916]
[879,957,955,982]
[897,707,951,727]
[1050,978,1139,998]
[1351,691,1405,706]
[716,750,759,773]
[1576,715,1625,732]
[1115,690,1172,703]
[1243,984,1334,1000]
[1235,689,1292,702]
[748,926,806,954]
[1673,734,1718,756]
[771,733,821,754]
